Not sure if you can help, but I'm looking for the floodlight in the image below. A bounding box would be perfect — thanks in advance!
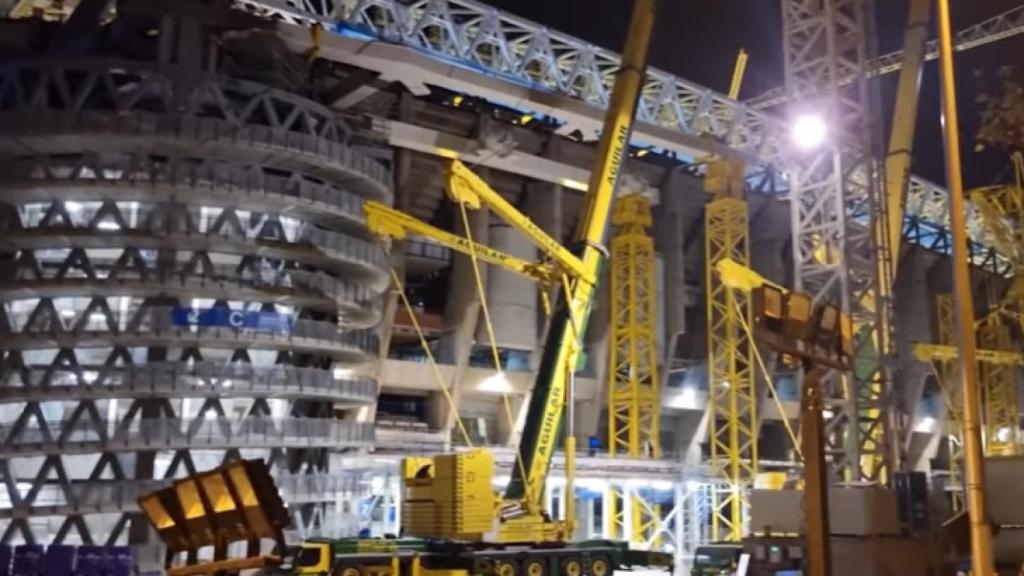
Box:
[792,114,827,150]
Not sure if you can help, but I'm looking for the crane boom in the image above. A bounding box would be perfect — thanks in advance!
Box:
[503,0,658,515]
[364,200,558,284]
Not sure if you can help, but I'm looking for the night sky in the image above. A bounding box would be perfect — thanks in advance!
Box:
[485,0,1024,188]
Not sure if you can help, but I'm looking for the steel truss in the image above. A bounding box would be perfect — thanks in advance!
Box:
[781,0,895,483]
[935,294,964,512]
[750,5,1024,109]
[607,194,662,548]
[978,318,1019,456]
[228,0,1010,272]
[705,197,756,541]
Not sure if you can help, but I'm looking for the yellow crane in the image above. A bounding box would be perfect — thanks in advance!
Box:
[701,48,757,543]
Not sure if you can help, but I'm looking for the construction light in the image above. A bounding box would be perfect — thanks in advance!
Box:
[479,371,512,393]
[792,113,827,150]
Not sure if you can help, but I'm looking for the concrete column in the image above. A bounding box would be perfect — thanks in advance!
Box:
[896,250,940,467]
[429,204,488,436]
[476,222,537,350]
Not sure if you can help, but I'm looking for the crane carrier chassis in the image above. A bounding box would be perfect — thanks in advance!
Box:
[295,537,672,576]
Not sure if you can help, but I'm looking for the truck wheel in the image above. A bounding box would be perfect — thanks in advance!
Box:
[561,558,584,576]
[523,559,546,576]
[335,564,365,576]
[495,560,518,576]
[589,556,611,576]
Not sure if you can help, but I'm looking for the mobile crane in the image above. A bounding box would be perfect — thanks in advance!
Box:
[139,1,672,575]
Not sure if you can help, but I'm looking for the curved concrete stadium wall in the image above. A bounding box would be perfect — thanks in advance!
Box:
[0,51,392,544]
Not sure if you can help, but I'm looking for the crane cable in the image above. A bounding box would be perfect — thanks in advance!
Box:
[734,299,804,461]
[388,265,474,448]
[456,201,530,489]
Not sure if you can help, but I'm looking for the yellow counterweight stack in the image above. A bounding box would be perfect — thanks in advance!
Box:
[704,159,756,542]
[606,193,662,547]
[402,451,497,540]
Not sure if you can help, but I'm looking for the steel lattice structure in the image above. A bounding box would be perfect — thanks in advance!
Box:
[934,294,964,513]
[978,319,1019,456]
[606,194,662,548]
[749,4,1024,109]
[704,197,756,542]
[228,0,1011,272]
[0,10,390,544]
[781,0,895,483]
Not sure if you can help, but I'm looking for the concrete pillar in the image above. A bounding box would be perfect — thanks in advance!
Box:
[476,222,537,350]
[895,250,940,465]
[429,204,488,436]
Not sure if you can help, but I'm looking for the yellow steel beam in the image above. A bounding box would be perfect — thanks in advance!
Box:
[705,196,757,542]
[447,160,594,285]
[913,342,1024,365]
[364,200,557,284]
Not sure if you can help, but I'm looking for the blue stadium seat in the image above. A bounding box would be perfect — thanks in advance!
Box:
[0,545,12,576]
[73,546,102,576]
[41,545,73,576]
[11,545,43,576]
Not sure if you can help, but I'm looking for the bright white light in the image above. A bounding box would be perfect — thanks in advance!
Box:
[685,480,702,492]
[668,387,699,410]
[334,368,355,379]
[792,114,828,150]
[651,480,674,491]
[997,426,1014,443]
[59,308,76,318]
[478,371,512,393]
[96,220,121,231]
[913,416,936,434]
[626,478,652,489]
[576,478,609,491]
[822,408,835,419]
[65,201,82,212]
[355,405,372,423]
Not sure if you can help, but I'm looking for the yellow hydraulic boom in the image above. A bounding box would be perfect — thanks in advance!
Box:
[367,0,660,547]
[364,200,560,285]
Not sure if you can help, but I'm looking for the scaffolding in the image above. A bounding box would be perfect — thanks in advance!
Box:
[607,193,662,547]
[705,195,756,542]
[979,317,1019,455]
[935,294,964,512]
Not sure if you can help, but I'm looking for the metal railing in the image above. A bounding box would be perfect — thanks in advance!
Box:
[0,472,365,517]
[0,417,375,456]
[0,362,378,403]
[4,304,379,354]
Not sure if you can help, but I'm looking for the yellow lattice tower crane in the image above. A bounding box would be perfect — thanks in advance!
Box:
[702,51,756,543]
[607,192,662,547]
[933,294,965,512]
[969,152,1024,455]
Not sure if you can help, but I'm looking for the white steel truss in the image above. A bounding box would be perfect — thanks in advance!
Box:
[781,0,894,482]
[750,4,1024,108]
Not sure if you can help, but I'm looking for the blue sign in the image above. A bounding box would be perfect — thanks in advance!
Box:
[171,307,294,333]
